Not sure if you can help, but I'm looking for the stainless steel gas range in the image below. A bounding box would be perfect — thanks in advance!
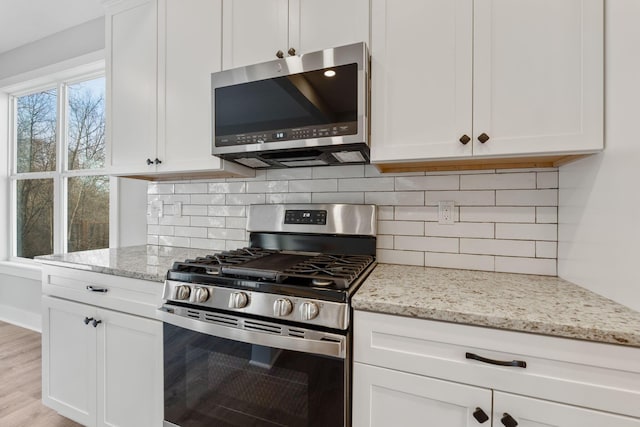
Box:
[159,204,377,427]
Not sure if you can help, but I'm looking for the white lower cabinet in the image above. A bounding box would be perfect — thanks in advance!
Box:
[41,266,163,427]
[353,363,492,427]
[353,311,640,427]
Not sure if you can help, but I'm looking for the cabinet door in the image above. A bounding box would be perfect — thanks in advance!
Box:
[221,0,289,69]
[159,0,224,173]
[96,308,163,427]
[353,362,492,427]
[472,0,603,157]
[106,0,158,174]
[290,0,370,55]
[42,296,97,427]
[369,0,473,164]
[493,391,640,427]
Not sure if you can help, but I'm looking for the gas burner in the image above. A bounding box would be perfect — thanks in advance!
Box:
[312,278,334,287]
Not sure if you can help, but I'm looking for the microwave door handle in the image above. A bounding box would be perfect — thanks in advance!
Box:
[157,307,346,359]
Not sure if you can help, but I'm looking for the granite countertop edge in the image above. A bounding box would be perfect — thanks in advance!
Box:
[353,264,640,348]
[35,246,640,348]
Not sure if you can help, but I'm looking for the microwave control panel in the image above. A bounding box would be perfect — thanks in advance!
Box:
[215,122,357,147]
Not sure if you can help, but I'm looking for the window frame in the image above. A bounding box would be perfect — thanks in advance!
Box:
[8,65,109,261]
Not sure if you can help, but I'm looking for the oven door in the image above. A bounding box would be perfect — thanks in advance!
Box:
[160,307,348,427]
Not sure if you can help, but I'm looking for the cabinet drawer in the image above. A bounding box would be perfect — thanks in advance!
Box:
[42,265,162,319]
[354,311,640,418]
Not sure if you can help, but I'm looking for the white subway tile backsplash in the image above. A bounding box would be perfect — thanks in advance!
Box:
[495,257,556,275]
[158,235,190,247]
[148,183,175,194]
[190,238,226,251]
[376,235,394,249]
[208,182,246,194]
[395,175,459,191]
[266,193,312,204]
[460,173,536,190]
[496,223,557,241]
[425,191,495,206]
[158,216,190,226]
[496,189,557,206]
[312,165,364,179]
[378,220,424,236]
[536,241,557,259]
[247,181,289,193]
[148,165,559,276]
[175,183,208,194]
[425,252,494,271]
[289,179,337,193]
[377,206,394,220]
[537,171,559,189]
[425,222,494,238]
[191,216,226,228]
[366,191,424,206]
[174,226,207,238]
[312,192,364,204]
[339,177,394,192]
[226,194,266,205]
[182,205,208,216]
[459,207,535,223]
[377,249,424,266]
[266,168,313,180]
[536,207,558,223]
[460,238,535,257]
[148,225,174,236]
[191,194,226,205]
[394,206,439,221]
[395,236,458,253]
[225,217,247,229]
[208,228,246,241]
[208,206,246,217]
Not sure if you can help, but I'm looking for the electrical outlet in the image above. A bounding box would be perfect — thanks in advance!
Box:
[438,201,455,225]
[147,199,164,218]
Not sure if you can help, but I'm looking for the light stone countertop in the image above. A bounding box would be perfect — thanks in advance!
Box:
[352,264,640,348]
[36,245,204,283]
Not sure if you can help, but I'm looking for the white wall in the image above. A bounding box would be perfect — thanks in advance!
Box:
[558,0,640,312]
[0,17,104,81]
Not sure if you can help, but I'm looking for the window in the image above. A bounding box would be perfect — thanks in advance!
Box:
[11,74,109,259]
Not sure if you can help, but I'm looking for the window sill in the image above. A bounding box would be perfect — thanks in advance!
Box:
[0,261,42,281]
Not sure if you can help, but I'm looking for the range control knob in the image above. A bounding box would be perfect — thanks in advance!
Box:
[193,287,210,303]
[300,301,319,321]
[175,285,191,300]
[228,292,249,309]
[273,298,293,317]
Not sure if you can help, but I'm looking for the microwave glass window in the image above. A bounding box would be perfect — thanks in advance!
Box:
[214,63,357,140]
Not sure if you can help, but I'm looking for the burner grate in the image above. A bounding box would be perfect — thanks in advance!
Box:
[281,254,375,288]
[173,248,278,274]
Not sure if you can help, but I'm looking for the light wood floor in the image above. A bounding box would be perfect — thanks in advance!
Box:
[0,320,83,427]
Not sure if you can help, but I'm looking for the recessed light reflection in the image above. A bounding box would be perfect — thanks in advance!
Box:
[324,69,336,77]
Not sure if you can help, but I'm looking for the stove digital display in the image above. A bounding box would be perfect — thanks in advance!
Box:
[284,210,327,225]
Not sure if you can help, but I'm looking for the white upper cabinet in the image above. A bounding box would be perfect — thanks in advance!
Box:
[222,0,370,70]
[370,0,604,168]
[105,0,252,178]
[370,0,474,161]
[106,0,158,175]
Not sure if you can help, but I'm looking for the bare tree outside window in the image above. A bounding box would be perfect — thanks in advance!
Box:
[14,76,109,259]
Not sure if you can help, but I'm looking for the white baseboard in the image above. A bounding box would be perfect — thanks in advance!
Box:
[0,304,42,332]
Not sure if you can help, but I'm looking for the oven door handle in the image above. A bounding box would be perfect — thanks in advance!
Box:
[158,307,346,359]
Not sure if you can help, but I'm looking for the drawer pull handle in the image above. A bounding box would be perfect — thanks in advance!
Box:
[86,285,108,293]
[465,352,527,368]
[83,317,94,325]
[473,407,489,423]
[501,413,518,427]
[92,319,102,328]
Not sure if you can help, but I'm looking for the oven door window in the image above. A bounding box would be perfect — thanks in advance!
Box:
[164,323,345,427]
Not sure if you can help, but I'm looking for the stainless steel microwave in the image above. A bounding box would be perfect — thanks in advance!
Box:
[211,42,370,168]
